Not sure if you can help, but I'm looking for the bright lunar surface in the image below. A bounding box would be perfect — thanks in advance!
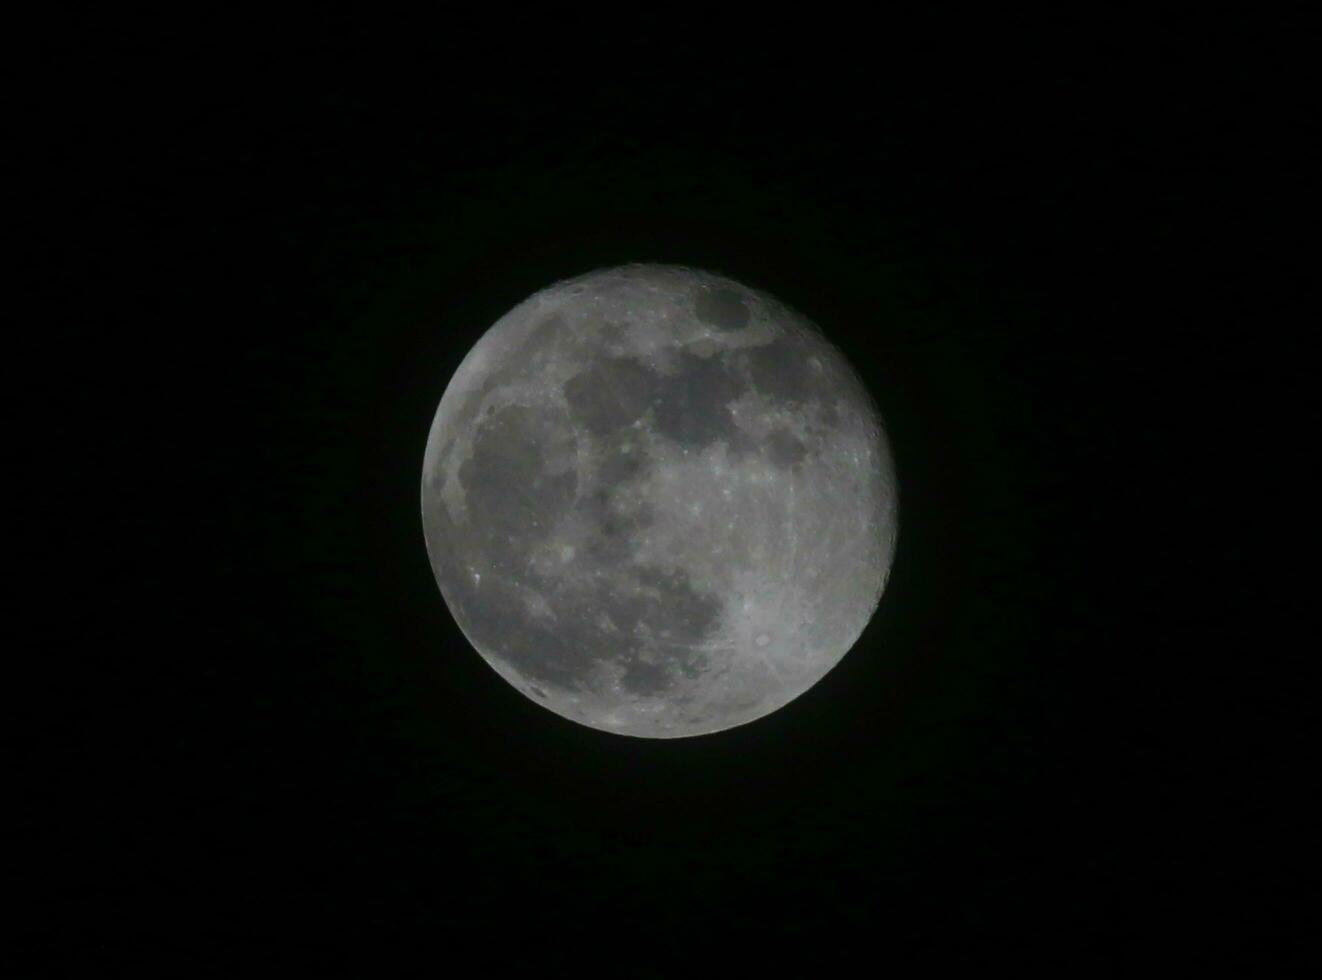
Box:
[421,265,898,737]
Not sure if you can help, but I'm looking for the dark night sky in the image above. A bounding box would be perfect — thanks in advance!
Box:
[23,14,1308,969]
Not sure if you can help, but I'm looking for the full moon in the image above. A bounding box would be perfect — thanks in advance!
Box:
[421,265,897,737]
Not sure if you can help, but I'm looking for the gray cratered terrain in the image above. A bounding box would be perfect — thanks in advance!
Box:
[421,265,897,737]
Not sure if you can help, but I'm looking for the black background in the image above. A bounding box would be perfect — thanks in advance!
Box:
[25,14,1307,969]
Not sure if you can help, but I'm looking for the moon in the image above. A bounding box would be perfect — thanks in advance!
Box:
[421,265,897,737]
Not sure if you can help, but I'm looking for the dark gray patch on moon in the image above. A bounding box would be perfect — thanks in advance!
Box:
[741,338,814,405]
[620,565,722,641]
[451,551,720,700]
[443,316,574,447]
[563,355,658,436]
[594,435,649,486]
[694,286,750,331]
[650,351,746,449]
[765,428,808,469]
[610,565,720,695]
[578,492,654,564]
[619,659,673,697]
[459,404,577,571]
[462,580,605,691]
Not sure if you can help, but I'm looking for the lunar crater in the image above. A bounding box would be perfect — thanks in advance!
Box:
[693,285,752,332]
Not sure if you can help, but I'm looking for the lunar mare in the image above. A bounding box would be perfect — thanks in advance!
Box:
[421,265,897,737]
